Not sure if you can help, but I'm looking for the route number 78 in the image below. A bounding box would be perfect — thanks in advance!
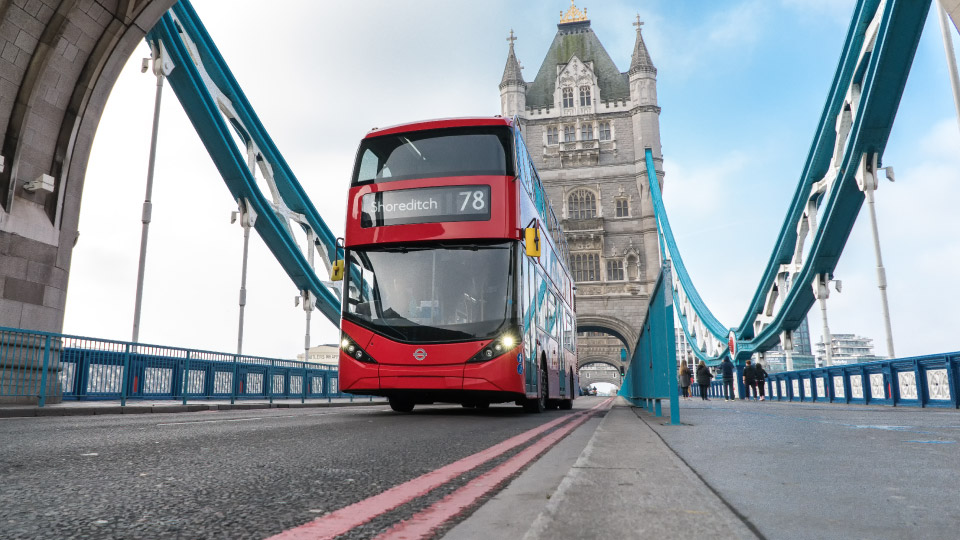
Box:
[459,191,486,211]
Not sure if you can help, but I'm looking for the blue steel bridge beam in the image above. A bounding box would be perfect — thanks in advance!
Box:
[645,0,931,366]
[144,2,342,325]
[741,0,931,355]
[734,0,885,344]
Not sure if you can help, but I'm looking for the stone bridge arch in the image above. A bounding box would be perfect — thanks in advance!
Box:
[575,314,637,374]
[577,357,622,392]
[576,314,638,353]
[1,0,176,333]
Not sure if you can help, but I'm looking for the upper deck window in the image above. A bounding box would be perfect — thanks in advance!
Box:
[352,126,514,185]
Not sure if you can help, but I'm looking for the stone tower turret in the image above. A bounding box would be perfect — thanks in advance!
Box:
[500,29,526,119]
[628,16,664,298]
[628,17,662,161]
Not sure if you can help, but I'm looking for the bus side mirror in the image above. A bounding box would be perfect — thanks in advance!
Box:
[330,260,344,281]
[524,227,541,258]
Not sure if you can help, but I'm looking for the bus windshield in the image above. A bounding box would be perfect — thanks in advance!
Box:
[352,126,514,185]
[343,242,516,343]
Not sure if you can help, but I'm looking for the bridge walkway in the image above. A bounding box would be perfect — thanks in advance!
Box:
[449,398,959,540]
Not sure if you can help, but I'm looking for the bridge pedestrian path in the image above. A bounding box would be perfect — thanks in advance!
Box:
[449,397,959,540]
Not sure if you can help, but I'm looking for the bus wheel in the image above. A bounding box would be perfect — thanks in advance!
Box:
[389,397,415,413]
[523,363,547,413]
[475,402,490,410]
[559,371,574,410]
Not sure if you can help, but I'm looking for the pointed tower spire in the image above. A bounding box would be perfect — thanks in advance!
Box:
[500,29,525,89]
[629,15,656,75]
[499,29,526,118]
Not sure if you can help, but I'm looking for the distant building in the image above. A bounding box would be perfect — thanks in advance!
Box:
[675,326,695,371]
[793,317,813,355]
[815,334,886,366]
[756,318,816,372]
[760,352,816,373]
[296,344,340,366]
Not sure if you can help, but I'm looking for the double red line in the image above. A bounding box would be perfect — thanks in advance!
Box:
[269,399,612,540]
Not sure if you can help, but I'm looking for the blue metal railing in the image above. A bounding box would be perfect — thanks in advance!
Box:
[0,325,354,406]
[690,352,960,409]
[618,260,680,425]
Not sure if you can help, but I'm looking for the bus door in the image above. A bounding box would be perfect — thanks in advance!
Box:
[522,255,538,393]
[558,309,567,397]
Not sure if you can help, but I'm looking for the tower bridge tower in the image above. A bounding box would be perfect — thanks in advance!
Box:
[500,2,664,372]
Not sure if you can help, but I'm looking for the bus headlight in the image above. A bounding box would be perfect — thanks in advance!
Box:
[467,331,520,363]
[340,333,377,364]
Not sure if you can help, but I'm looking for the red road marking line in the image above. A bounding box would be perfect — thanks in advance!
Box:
[375,398,613,540]
[268,400,609,540]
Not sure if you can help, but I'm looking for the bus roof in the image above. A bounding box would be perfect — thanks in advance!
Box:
[363,117,514,139]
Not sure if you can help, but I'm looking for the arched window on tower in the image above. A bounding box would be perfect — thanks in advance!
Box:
[580,123,593,141]
[615,197,629,217]
[599,121,612,141]
[546,126,559,145]
[571,253,600,282]
[580,86,591,106]
[606,258,625,281]
[563,125,576,142]
[568,189,597,219]
[562,87,574,108]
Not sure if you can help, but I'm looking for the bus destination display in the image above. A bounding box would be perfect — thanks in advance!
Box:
[361,185,491,227]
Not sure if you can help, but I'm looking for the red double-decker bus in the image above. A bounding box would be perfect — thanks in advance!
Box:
[334,117,577,413]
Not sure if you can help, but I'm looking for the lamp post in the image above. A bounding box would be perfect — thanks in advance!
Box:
[813,273,835,367]
[936,0,960,135]
[232,199,257,355]
[856,153,896,359]
[132,43,173,344]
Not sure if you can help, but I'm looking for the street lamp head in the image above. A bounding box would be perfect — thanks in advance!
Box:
[882,166,895,182]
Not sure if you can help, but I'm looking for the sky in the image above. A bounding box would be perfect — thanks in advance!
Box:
[62,1,960,362]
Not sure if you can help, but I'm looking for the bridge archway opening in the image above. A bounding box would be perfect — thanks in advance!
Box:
[578,360,622,395]
[585,382,620,396]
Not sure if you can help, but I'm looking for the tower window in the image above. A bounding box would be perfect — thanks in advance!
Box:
[615,198,629,217]
[563,125,576,142]
[580,123,593,141]
[562,87,574,108]
[599,122,612,141]
[580,86,592,106]
[606,259,625,281]
[571,253,600,282]
[547,126,559,145]
[568,189,597,219]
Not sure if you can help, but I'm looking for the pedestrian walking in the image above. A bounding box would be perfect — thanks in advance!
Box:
[678,362,692,399]
[696,360,713,400]
[755,361,769,401]
[743,359,758,401]
[719,356,735,401]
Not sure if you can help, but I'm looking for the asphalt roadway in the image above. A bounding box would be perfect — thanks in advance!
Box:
[0,397,607,540]
[2,396,958,539]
